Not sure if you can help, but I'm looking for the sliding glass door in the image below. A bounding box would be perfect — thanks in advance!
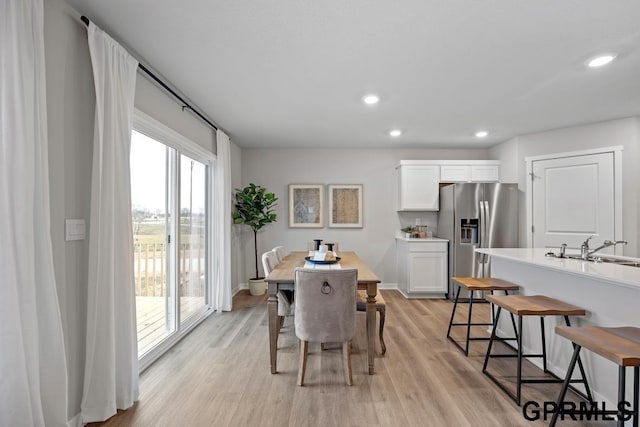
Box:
[130,112,213,367]
[179,154,208,323]
[131,131,176,355]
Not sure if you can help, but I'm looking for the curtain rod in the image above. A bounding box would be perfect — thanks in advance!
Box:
[80,15,219,132]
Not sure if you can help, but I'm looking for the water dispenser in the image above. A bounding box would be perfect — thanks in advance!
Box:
[460,219,478,244]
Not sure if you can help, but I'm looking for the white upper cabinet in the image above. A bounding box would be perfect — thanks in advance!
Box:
[440,165,470,182]
[440,160,500,183]
[397,162,440,211]
[397,160,501,212]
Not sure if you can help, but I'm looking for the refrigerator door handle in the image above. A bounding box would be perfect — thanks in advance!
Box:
[480,200,488,274]
[484,200,491,244]
[479,200,486,248]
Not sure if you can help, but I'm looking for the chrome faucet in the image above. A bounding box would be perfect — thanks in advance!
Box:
[559,243,567,258]
[580,236,593,260]
[587,239,628,258]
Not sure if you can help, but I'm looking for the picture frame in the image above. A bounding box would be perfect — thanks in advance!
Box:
[288,184,324,228]
[328,184,363,228]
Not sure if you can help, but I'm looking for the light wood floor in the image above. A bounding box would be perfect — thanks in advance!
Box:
[91,291,615,427]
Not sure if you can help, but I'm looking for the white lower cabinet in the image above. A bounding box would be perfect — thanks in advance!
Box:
[396,238,448,298]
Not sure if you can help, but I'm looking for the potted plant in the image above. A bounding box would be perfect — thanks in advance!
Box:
[401,226,416,238]
[232,183,278,295]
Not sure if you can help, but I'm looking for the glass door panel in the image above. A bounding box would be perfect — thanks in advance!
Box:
[179,154,207,323]
[131,130,176,356]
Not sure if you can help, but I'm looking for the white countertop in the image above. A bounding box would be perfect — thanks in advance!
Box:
[395,236,448,242]
[476,248,640,289]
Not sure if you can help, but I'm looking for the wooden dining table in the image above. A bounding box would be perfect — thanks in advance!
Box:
[264,251,381,375]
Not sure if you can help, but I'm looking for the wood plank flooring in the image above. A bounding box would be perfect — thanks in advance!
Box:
[91,291,615,427]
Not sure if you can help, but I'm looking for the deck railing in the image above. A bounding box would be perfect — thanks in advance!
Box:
[133,242,205,297]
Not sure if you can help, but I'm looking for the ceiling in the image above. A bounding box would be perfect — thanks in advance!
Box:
[65,0,640,149]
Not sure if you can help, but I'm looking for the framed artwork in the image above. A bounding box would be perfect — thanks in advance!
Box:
[328,184,363,228]
[289,184,324,228]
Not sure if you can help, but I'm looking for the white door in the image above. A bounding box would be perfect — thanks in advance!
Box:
[531,152,615,252]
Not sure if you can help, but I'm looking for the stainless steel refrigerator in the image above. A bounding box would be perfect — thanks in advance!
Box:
[437,183,519,299]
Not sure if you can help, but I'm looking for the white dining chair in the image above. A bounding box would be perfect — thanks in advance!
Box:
[272,246,287,263]
[261,250,291,325]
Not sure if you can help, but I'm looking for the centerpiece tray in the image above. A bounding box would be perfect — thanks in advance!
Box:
[304,256,341,265]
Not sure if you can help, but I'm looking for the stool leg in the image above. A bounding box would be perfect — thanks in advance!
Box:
[540,317,548,373]
[619,366,626,427]
[465,291,474,356]
[483,306,502,373]
[550,344,582,427]
[504,290,519,344]
[446,285,461,339]
[490,290,495,325]
[633,366,638,427]
[516,315,523,406]
[564,316,594,402]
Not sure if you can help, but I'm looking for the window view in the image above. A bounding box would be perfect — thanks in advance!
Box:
[130,122,212,362]
[130,131,175,356]
[179,154,207,322]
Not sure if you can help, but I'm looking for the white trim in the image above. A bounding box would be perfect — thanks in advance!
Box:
[396,159,500,168]
[134,109,214,162]
[524,145,624,249]
[524,145,623,163]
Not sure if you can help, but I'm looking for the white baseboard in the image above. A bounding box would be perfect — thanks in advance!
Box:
[68,413,82,427]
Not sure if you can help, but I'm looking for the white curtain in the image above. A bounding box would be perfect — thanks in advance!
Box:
[214,130,233,311]
[81,23,139,423]
[0,0,69,425]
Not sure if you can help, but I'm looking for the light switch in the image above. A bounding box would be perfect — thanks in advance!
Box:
[65,219,86,241]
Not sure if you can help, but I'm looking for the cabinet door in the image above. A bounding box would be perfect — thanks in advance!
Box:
[398,165,440,211]
[407,251,447,293]
[470,165,499,182]
[440,165,470,182]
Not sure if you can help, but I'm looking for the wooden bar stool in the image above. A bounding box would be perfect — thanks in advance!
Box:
[446,277,520,356]
[550,326,640,427]
[482,295,593,406]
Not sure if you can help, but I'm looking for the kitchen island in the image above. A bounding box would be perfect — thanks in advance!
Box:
[476,248,640,409]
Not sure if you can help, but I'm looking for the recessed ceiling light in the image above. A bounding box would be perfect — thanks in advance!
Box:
[587,54,616,68]
[475,130,489,138]
[389,129,402,137]
[363,94,380,105]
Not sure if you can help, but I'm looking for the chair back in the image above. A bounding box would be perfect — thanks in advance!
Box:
[294,268,357,343]
[261,250,279,276]
[273,246,287,263]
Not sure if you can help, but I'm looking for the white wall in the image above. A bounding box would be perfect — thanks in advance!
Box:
[45,1,94,418]
[238,148,490,289]
[489,117,640,256]
[135,77,215,153]
[44,0,218,419]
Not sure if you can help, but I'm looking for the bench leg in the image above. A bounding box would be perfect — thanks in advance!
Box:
[379,308,386,355]
[516,315,523,406]
[465,291,474,356]
[633,366,639,427]
[482,306,501,372]
[446,285,461,338]
[550,344,582,427]
[563,316,594,402]
[619,366,626,427]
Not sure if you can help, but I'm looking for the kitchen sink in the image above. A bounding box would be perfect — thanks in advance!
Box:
[562,254,640,267]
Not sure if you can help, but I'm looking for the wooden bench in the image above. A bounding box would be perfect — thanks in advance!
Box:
[482,294,592,406]
[550,326,640,427]
[446,277,520,356]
